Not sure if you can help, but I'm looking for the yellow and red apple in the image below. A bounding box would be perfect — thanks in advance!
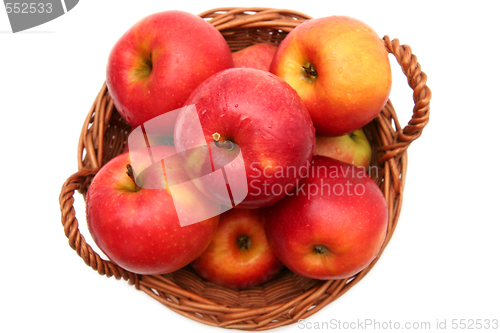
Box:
[270,16,392,136]
[314,129,372,170]
[191,208,283,290]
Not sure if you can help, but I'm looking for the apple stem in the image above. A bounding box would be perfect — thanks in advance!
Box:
[302,63,318,79]
[126,164,141,191]
[314,245,328,254]
[237,235,251,250]
[212,132,235,150]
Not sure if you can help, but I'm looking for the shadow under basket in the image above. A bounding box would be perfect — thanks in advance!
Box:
[59,7,431,331]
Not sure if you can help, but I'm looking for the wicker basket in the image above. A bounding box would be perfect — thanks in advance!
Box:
[59,7,431,331]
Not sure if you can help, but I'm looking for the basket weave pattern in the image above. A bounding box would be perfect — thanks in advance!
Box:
[59,8,431,330]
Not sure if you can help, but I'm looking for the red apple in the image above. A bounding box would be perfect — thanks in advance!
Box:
[106,10,233,134]
[85,145,220,275]
[232,42,278,72]
[270,16,392,136]
[264,156,388,280]
[174,67,315,209]
[314,129,372,170]
[191,208,283,289]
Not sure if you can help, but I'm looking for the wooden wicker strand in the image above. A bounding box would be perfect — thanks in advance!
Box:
[58,167,140,287]
[380,36,431,163]
[58,8,431,330]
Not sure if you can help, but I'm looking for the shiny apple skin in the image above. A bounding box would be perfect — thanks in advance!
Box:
[191,208,283,290]
[270,16,392,136]
[314,129,372,170]
[174,68,315,208]
[264,156,388,280]
[106,10,233,133]
[86,146,219,275]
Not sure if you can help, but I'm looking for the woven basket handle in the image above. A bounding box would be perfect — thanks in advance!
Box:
[59,167,140,287]
[379,36,431,163]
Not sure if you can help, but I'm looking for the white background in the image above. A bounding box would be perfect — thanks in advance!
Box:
[1,1,499,332]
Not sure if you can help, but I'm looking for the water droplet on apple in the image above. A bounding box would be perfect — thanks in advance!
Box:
[219,114,225,118]
[285,63,296,73]
[234,104,239,108]
[338,68,343,73]
[231,162,236,168]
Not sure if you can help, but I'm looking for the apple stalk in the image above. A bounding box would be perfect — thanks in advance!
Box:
[126,164,141,192]
[237,235,251,251]
[213,132,235,150]
[302,63,318,81]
